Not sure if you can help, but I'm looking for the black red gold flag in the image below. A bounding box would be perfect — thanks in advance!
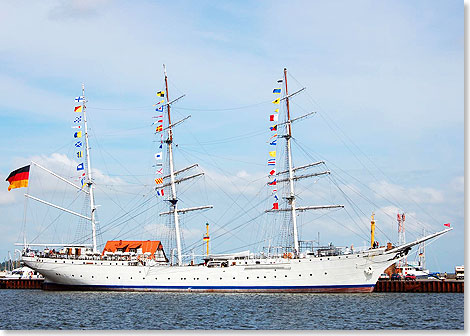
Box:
[6,165,30,191]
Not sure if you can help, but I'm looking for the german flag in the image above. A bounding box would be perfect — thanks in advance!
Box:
[6,165,30,191]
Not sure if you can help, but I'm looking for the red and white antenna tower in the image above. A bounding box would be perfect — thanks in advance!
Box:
[397,213,407,269]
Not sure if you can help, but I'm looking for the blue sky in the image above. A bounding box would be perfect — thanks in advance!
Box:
[0,1,463,272]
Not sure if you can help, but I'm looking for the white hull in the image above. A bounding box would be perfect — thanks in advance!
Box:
[23,248,401,293]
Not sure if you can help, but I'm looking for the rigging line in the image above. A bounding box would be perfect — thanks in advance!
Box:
[108,199,164,240]
[28,191,83,243]
[78,190,155,240]
[292,138,436,235]
[100,193,155,232]
[185,210,266,254]
[318,105,441,228]
[211,209,335,255]
[330,166,433,239]
[290,138,395,240]
[173,99,271,112]
[176,146,267,215]
[178,147,265,167]
[90,134,145,187]
[299,85,442,230]
[183,190,270,250]
[328,169,395,240]
[87,99,272,112]
[182,195,270,254]
[328,174,381,240]
[78,194,158,243]
[167,112,268,212]
[93,184,150,231]
[177,130,267,146]
[87,105,150,111]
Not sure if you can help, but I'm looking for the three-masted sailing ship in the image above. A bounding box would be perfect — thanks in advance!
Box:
[17,67,451,292]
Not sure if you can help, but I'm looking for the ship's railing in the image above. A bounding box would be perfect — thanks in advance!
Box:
[22,250,167,263]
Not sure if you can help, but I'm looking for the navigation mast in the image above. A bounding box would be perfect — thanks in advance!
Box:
[163,64,183,266]
[157,66,213,266]
[268,68,344,257]
[283,68,300,255]
[82,84,98,253]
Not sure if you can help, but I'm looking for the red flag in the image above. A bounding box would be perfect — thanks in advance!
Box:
[269,169,276,175]
[272,203,279,210]
[444,223,450,227]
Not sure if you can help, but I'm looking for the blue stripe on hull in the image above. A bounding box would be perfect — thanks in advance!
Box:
[43,283,375,292]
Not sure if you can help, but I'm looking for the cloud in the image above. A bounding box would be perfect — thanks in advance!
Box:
[48,0,110,20]
[203,168,265,196]
[0,184,16,205]
[370,180,444,204]
[449,176,464,193]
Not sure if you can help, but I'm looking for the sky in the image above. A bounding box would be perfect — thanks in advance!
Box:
[0,0,463,272]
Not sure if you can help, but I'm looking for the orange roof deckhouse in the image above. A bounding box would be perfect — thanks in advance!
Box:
[102,240,166,260]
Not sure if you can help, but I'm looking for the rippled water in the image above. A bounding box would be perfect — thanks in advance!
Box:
[0,290,464,330]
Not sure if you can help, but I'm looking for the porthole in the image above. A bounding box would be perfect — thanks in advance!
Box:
[130,277,132,279]
[168,278,170,280]
[72,275,75,277]
[118,277,120,279]
[55,260,57,263]
[310,274,312,276]
[80,275,82,277]
[106,276,109,279]
[92,276,94,279]
[285,275,287,277]
[257,276,259,279]
[299,274,301,277]
[274,276,277,278]
[220,277,222,280]
[247,277,249,279]
[233,277,235,280]
[264,276,266,278]
[324,272,327,275]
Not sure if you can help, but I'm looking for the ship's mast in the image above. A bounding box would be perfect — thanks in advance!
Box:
[283,68,300,255]
[82,84,97,253]
[163,65,183,266]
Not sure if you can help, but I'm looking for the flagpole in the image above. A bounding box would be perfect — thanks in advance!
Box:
[82,84,98,253]
[163,64,183,266]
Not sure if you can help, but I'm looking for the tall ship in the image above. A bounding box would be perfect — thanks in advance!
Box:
[16,67,451,292]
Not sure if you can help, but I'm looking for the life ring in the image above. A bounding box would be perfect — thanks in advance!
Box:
[283,253,287,259]
[287,253,292,259]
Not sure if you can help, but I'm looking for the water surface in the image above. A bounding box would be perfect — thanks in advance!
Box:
[0,290,464,330]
